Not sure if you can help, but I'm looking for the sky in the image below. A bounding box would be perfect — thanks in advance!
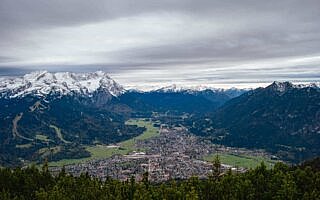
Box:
[0,0,319,89]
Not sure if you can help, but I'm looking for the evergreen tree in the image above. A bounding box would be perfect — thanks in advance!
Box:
[0,158,320,200]
[212,154,221,179]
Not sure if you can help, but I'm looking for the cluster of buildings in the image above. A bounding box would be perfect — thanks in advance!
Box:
[50,126,272,182]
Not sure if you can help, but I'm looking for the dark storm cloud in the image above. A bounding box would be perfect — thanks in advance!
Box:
[0,0,319,89]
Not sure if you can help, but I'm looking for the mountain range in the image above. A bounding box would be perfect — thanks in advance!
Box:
[0,71,319,166]
[188,81,320,163]
[0,71,244,166]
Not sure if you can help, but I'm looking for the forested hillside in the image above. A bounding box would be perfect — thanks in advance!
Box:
[119,88,246,115]
[1,158,320,200]
[188,82,320,163]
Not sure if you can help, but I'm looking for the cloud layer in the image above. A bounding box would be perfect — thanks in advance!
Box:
[0,0,319,89]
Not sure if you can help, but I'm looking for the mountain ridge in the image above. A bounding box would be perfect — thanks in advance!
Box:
[188,81,320,162]
[0,71,319,166]
[1,71,319,99]
[0,71,124,99]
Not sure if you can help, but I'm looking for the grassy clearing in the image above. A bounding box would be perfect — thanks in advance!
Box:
[122,119,160,149]
[48,145,129,166]
[38,146,61,155]
[48,157,91,167]
[203,153,276,169]
[86,145,131,158]
[35,134,51,142]
[49,119,159,167]
[49,125,70,144]
[12,113,34,141]
[16,143,33,148]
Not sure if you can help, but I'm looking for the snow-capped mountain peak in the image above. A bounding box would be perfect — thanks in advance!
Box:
[270,81,293,93]
[154,84,217,93]
[0,71,124,98]
[268,81,319,94]
[153,84,249,94]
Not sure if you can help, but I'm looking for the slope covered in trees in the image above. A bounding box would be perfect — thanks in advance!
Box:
[188,82,320,163]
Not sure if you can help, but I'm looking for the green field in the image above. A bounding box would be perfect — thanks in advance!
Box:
[122,119,160,149]
[203,153,277,169]
[48,119,159,167]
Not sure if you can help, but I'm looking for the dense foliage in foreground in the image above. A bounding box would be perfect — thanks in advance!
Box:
[1,159,320,200]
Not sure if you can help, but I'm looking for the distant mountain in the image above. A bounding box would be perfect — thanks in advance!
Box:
[0,71,250,166]
[153,84,247,95]
[4,71,318,166]
[0,70,124,99]
[189,81,320,162]
[120,86,247,115]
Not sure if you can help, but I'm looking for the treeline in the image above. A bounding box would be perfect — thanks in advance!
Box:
[1,159,320,200]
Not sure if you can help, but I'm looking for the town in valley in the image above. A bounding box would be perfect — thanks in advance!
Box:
[50,119,278,182]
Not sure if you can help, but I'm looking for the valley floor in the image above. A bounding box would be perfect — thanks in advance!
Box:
[49,118,279,182]
[48,119,159,167]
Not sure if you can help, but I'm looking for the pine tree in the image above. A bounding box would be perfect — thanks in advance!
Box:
[186,186,199,200]
[212,154,221,179]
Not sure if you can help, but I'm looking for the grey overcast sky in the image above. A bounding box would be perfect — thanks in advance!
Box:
[0,0,319,89]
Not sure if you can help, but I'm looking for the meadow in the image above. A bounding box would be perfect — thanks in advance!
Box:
[203,153,277,169]
[48,118,159,167]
